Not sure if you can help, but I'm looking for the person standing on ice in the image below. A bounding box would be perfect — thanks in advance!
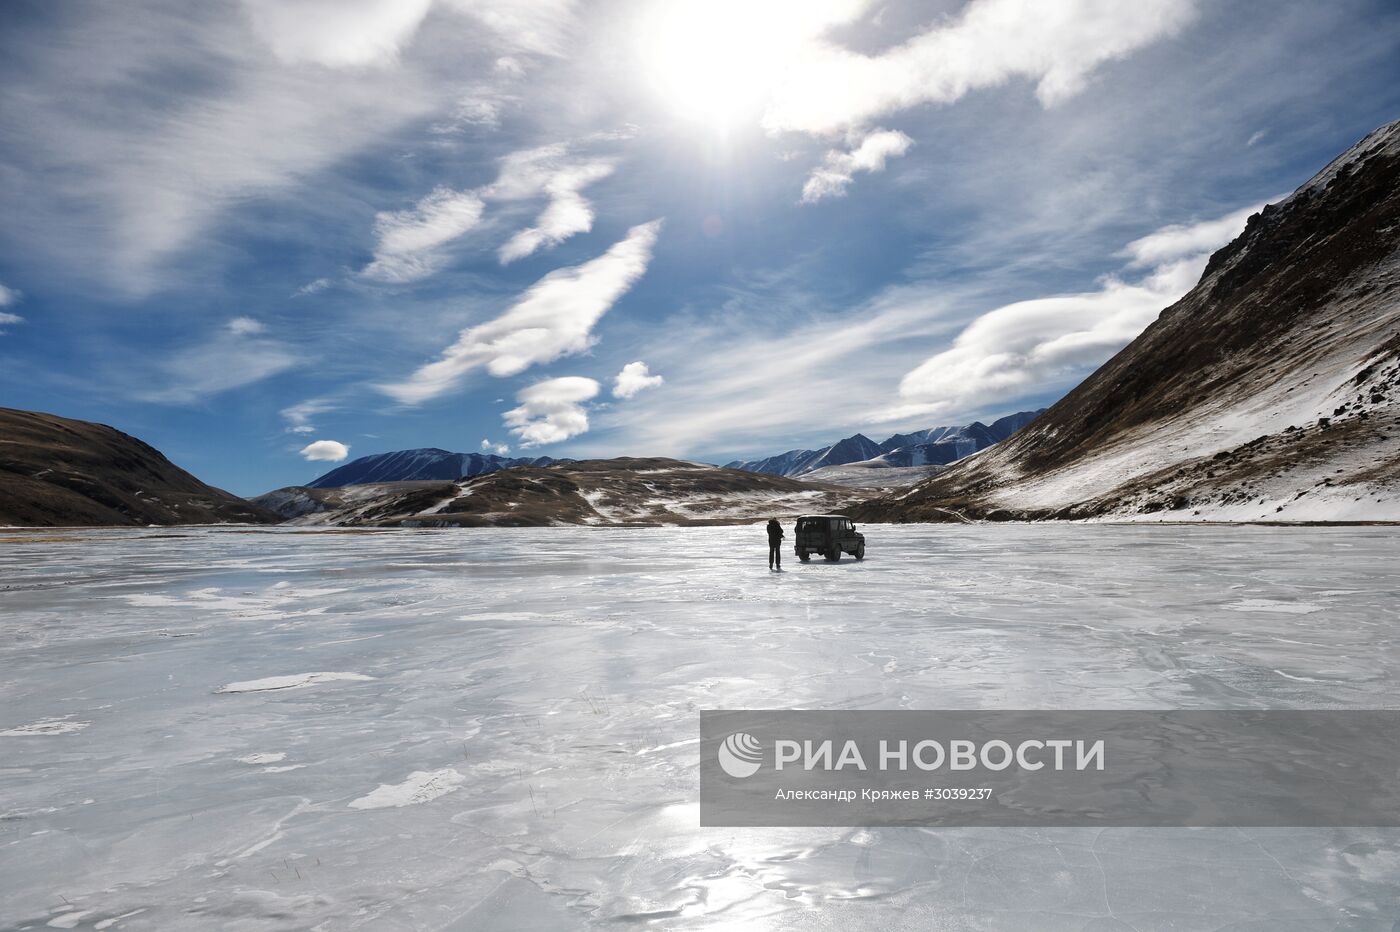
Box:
[767,518,785,571]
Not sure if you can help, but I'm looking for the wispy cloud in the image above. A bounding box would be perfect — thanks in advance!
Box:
[300,439,350,461]
[612,360,663,399]
[245,0,577,69]
[584,289,962,457]
[361,187,486,283]
[378,219,661,403]
[0,0,580,294]
[763,0,1198,136]
[503,376,599,446]
[480,438,511,455]
[0,282,21,333]
[243,0,434,68]
[136,324,301,404]
[281,398,335,434]
[889,202,1264,420]
[801,129,913,203]
[439,0,578,57]
[294,277,334,297]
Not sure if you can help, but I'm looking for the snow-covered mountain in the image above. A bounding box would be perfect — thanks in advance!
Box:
[306,448,560,488]
[725,411,1044,477]
[859,120,1400,523]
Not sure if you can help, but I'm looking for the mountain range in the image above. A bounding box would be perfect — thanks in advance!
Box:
[257,458,863,527]
[858,118,1400,523]
[305,448,562,488]
[723,411,1044,476]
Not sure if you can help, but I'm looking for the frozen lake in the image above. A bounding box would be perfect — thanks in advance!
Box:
[3,523,1399,930]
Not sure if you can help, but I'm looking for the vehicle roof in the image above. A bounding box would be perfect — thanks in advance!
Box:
[796,514,852,520]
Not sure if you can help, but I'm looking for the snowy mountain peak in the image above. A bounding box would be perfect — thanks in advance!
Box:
[726,411,1044,477]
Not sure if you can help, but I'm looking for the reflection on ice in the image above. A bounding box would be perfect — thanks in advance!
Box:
[1,524,1398,929]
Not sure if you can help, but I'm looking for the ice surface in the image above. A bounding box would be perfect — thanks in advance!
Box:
[2,524,1399,930]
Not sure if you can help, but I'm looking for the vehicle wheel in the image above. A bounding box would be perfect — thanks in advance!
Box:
[855,543,865,560]
[797,550,810,562]
[827,548,841,562]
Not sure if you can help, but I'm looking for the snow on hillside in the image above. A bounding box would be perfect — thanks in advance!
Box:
[865,121,1400,524]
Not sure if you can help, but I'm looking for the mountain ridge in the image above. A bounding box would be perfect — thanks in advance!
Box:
[0,407,276,527]
[856,119,1400,523]
[306,447,562,488]
[724,410,1045,477]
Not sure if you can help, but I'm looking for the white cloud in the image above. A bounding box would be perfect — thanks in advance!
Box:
[243,0,434,68]
[359,143,616,281]
[300,439,351,461]
[227,316,266,335]
[891,203,1261,419]
[282,398,335,433]
[801,129,913,203]
[763,0,1197,136]
[379,219,661,403]
[503,376,599,446]
[1118,202,1263,267]
[361,187,486,283]
[498,160,616,263]
[612,360,664,398]
[480,438,511,455]
[0,311,22,333]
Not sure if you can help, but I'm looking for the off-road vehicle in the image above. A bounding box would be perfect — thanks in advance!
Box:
[794,514,865,562]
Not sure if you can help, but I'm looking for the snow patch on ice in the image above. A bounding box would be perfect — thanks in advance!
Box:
[2,718,90,736]
[1224,599,1325,614]
[237,752,286,764]
[348,768,465,809]
[216,672,374,693]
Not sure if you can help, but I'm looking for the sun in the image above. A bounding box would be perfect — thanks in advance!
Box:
[634,0,855,130]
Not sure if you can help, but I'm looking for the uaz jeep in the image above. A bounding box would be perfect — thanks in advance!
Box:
[794,515,865,562]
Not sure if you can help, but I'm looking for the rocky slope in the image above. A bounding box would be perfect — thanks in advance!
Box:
[0,407,275,526]
[257,458,863,527]
[858,120,1400,524]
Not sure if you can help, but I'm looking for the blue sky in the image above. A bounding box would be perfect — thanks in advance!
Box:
[1,0,1398,496]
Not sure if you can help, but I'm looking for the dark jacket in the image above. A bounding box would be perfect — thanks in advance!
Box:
[766,521,784,545]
